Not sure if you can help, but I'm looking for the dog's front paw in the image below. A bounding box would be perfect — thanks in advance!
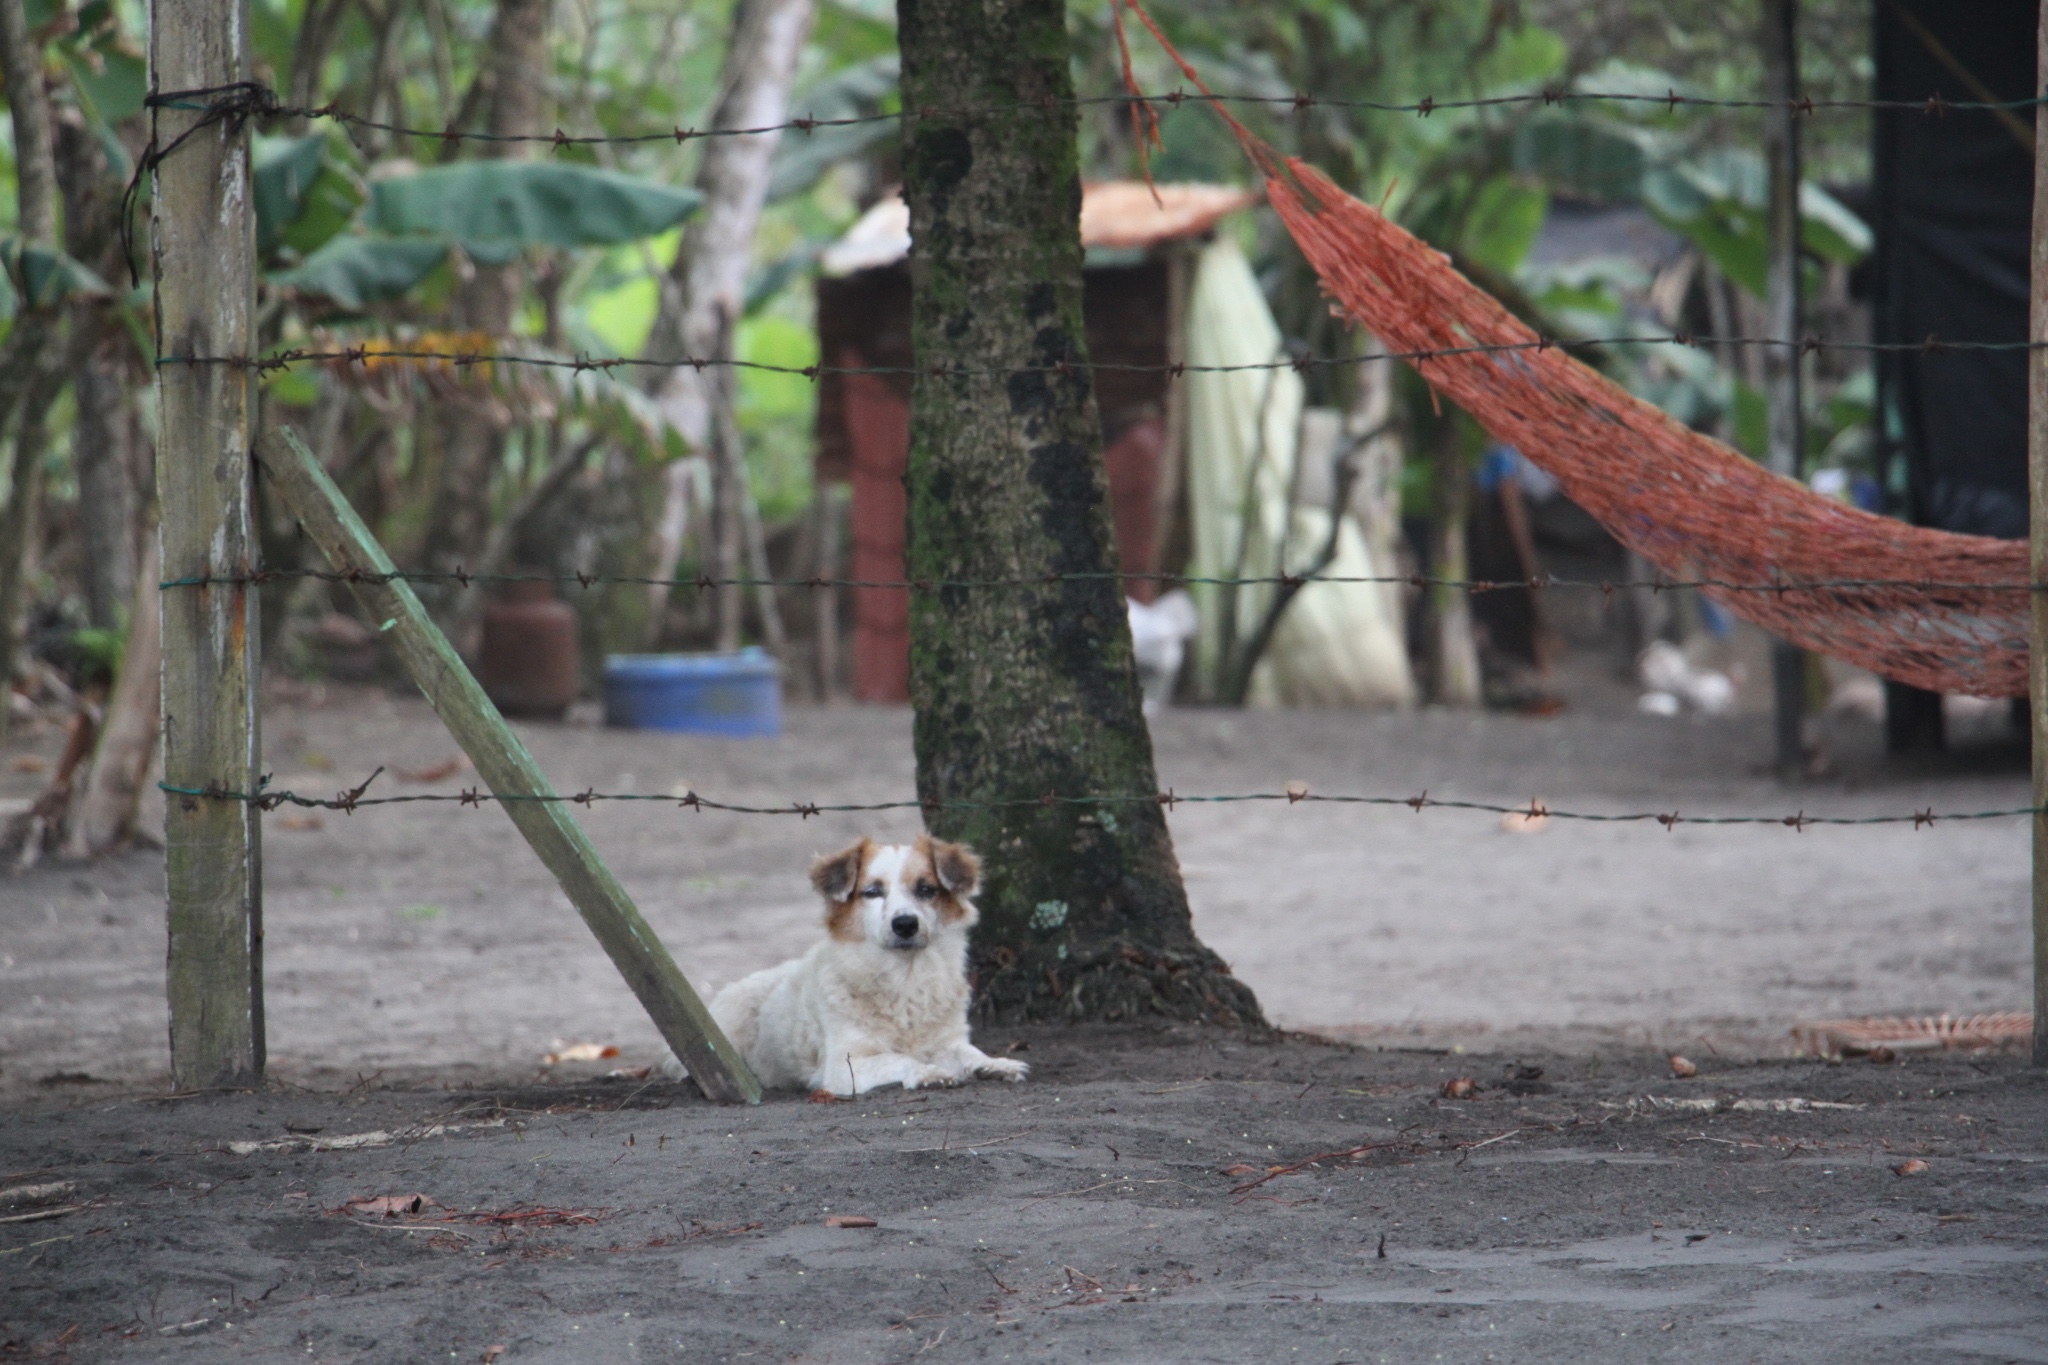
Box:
[976,1057,1029,1083]
[656,1048,687,1083]
[904,1064,966,1091]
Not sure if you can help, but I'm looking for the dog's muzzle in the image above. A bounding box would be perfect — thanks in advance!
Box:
[889,914,921,946]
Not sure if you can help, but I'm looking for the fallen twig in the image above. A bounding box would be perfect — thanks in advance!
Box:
[1229,1140,1423,1198]
[0,1205,88,1225]
[898,1129,1033,1154]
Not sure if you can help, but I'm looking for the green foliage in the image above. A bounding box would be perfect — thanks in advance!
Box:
[1513,113,1870,297]
[737,310,820,523]
[1455,178,1549,276]
[1511,116,1655,203]
[255,133,369,263]
[768,53,900,201]
[65,625,124,685]
[365,162,704,263]
[571,234,673,358]
[270,235,451,309]
[1639,150,1869,295]
[45,1,146,124]
[261,152,702,308]
[0,240,111,314]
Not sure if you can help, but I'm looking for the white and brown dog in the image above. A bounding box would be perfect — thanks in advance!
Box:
[660,836,1028,1096]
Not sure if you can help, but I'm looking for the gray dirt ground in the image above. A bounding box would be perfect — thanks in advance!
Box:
[2,682,2042,1361]
[1,1031,2043,1363]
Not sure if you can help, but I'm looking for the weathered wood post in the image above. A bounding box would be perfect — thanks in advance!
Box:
[2030,0,2048,1067]
[152,0,265,1087]
[1762,0,1808,781]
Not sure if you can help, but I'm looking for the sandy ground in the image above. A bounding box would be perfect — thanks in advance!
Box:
[0,683,2032,1091]
[1,1031,2043,1363]
[2,683,2043,1362]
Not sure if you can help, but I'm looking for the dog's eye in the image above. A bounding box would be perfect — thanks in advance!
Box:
[861,883,885,899]
[913,881,938,899]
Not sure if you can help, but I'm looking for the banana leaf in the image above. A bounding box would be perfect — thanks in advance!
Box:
[270,236,449,309]
[0,239,113,314]
[367,162,703,264]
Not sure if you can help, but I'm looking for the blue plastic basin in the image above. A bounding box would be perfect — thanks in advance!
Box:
[603,649,782,737]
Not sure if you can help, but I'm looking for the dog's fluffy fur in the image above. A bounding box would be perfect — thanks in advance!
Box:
[659,835,1028,1096]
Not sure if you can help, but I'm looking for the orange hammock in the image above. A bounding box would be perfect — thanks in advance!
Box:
[1119,2,2029,699]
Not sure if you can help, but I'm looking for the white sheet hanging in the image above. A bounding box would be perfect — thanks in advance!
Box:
[1183,237,1414,708]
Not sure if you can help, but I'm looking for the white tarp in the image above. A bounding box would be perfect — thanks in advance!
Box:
[1184,237,1414,708]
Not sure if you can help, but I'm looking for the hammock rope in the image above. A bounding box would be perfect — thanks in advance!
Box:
[1116,0,2029,698]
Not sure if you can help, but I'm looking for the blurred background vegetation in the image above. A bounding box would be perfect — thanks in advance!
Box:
[0,0,1878,718]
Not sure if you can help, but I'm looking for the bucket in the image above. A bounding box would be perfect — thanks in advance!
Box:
[477,578,579,720]
[603,649,782,737]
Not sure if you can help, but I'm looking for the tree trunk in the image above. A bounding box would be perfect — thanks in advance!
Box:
[422,0,552,592]
[56,102,137,632]
[1427,416,1482,706]
[0,0,62,732]
[0,351,67,700]
[1,0,55,249]
[73,359,135,629]
[64,527,161,858]
[897,0,1262,1027]
[1762,0,1808,778]
[707,310,747,650]
[643,0,815,642]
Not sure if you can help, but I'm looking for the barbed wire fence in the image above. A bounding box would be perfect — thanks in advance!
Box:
[137,76,2045,833]
[131,46,2041,1092]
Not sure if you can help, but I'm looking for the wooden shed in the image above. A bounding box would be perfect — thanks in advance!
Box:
[814,182,1256,701]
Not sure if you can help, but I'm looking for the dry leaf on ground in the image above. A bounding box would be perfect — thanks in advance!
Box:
[1894,1159,1930,1176]
[825,1215,877,1228]
[481,1347,507,1364]
[542,1043,620,1064]
[396,756,468,783]
[1669,1055,1698,1078]
[606,1066,653,1081]
[1440,1076,1478,1099]
[1220,1164,1260,1176]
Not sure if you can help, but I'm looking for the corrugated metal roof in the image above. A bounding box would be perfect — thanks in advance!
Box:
[820,181,1257,277]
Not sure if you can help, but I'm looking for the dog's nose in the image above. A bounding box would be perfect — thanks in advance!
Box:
[890,914,920,940]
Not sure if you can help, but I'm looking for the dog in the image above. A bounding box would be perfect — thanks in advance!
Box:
[659,835,1029,1096]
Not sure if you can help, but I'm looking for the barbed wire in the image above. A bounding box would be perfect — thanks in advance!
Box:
[155,566,2044,596]
[145,83,2048,154]
[157,772,2028,831]
[152,331,2040,379]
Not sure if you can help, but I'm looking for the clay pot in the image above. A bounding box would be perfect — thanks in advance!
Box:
[476,578,579,719]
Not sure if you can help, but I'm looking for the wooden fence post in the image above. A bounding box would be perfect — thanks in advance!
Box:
[2030,0,2048,1067]
[152,0,265,1088]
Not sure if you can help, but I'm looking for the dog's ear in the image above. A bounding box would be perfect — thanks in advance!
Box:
[811,840,869,903]
[928,839,981,898]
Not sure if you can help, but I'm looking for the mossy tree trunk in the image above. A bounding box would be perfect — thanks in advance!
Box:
[897,0,1263,1027]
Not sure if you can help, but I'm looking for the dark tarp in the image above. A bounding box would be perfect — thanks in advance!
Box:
[1872,0,2035,539]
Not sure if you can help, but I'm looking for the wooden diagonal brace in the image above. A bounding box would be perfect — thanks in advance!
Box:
[262,427,760,1104]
